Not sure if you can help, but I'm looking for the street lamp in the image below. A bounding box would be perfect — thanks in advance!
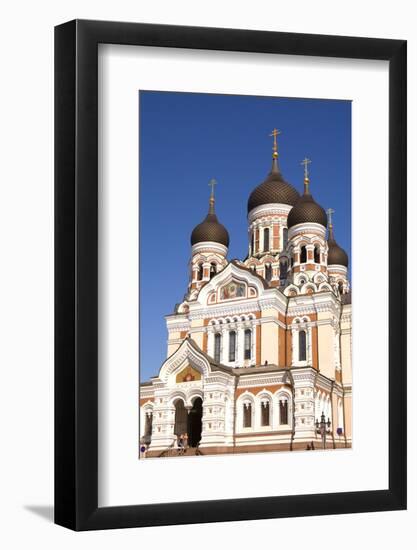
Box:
[315,412,331,449]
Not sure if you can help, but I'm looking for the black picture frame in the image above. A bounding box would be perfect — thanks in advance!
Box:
[55,19,407,531]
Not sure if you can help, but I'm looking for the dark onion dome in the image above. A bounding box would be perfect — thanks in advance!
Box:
[287,175,327,229]
[191,192,230,247]
[247,157,300,213]
[327,223,349,267]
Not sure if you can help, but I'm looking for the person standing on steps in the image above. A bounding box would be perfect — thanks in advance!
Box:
[177,433,184,455]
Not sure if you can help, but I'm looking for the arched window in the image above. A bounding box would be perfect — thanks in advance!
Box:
[243,402,252,428]
[197,263,204,281]
[265,263,272,282]
[261,400,270,426]
[299,330,307,361]
[280,259,287,281]
[338,281,344,294]
[251,232,255,254]
[283,227,288,248]
[244,329,252,360]
[314,245,320,263]
[210,262,217,279]
[263,228,270,252]
[144,411,153,437]
[228,331,236,362]
[279,398,289,425]
[214,333,221,363]
[300,245,307,263]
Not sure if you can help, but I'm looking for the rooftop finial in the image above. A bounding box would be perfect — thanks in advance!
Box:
[208,178,217,214]
[326,208,335,239]
[301,157,312,194]
[269,128,281,159]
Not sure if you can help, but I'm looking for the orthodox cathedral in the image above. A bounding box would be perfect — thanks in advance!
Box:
[140,130,352,457]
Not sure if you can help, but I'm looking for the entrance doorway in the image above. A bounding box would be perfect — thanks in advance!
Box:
[187,397,203,447]
[174,399,188,436]
[174,397,203,448]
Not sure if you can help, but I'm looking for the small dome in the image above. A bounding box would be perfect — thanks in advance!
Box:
[247,158,300,213]
[327,238,348,267]
[287,192,327,228]
[191,193,229,247]
[326,216,348,267]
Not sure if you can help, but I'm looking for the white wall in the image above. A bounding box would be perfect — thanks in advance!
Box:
[0,1,415,549]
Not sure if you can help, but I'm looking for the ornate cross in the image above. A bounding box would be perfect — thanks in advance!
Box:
[301,157,312,179]
[326,208,335,226]
[208,178,217,197]
[269,128,281,156]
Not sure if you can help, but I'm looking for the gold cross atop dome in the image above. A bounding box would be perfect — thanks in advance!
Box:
[326,208,335,227]
[208,178,217,198]
[301,157,312,181]
[269,128,281,158]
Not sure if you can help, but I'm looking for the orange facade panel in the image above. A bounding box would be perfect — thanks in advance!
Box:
[139,397,154,406]
[279,326,286,367]
[272,224,279,249]
[256,324,261,365]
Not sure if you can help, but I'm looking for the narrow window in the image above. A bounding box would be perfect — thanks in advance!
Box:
[214,333,221,363]
[283,227,288,248]
[300,245,307,263]
[243,402,252,428]
[197,263,204,281]
[280,260,287,280]
[228,331,236,362]
[210,263,217,279]
[299,329,307,361]
[244,329,252,360]
[144,412,153,436]
[279,399,289,425]
[265,263,272,281]
[314,245,320,263]
[251,232,255,255]
[263,228,270,252]
[261,401,270,426]
[291,256,294,268]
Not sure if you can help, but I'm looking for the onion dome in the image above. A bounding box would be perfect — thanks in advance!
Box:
[247,128,299,213]
[191,180,230,247]
[287,158,327,229]
[327,211,348,267]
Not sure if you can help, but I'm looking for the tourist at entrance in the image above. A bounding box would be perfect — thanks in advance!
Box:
[177,433,184,455]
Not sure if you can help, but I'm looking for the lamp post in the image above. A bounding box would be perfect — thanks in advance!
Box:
[315,412,331,449]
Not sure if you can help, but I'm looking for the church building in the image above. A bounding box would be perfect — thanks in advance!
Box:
[140,130,352,457]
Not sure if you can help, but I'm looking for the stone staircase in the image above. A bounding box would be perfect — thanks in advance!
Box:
[158,445,202,458]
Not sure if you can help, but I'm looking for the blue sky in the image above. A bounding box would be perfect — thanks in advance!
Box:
[139,91,351,381]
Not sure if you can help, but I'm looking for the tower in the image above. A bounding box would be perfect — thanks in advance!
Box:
[189,179,229,294]
[286,158,328,289]
[245,129,299,286]
[326,209,350,295]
